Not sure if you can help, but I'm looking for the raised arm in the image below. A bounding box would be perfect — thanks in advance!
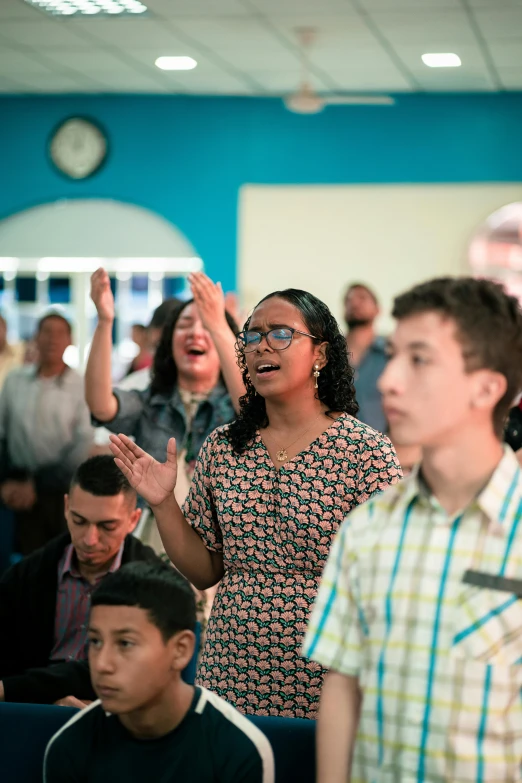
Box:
[109,433,223,590]
[189,272,245,414]
[85,268,118,422]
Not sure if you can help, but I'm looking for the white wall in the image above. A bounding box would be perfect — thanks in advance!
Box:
[238,183,522,331]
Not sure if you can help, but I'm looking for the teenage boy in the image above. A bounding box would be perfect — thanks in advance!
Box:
[0,455,160,704]
[304,277,522,782]
[45,561,274,783]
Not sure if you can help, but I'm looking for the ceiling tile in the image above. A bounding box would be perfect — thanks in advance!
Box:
[10,72,85,91]
[325,69,412,91]
[145,0,252,16]
[358,0,460,7]
[487,39,522,67]
[66,18,186,48]
[247,0,361,14]
[42,48,138,72]
[369,9,476,47]
[468,0,522,6]
[89,71,171,91]
[0,47,54,75]
[248,70,322,92]
[165,69,254,93]
[497,66,522,89]
[0,20,92,47]
[309,43,402,71]
[170,17,283,49]
[472,8,522,38]
[415,70,497,91]
[0,0,45,20]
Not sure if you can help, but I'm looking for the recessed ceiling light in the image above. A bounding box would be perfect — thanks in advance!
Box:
[421,53,462,68]
[155,56,198,71]
[23,0,147,15]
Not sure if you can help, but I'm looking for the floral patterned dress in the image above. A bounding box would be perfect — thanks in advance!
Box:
[183,413,401,717]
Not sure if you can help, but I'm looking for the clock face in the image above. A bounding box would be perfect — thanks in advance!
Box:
[50,118,108,180]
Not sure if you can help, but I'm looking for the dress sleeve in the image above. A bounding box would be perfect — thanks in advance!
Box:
[182,431,223,553]
[302,517,365,677]
[356,432,402,504]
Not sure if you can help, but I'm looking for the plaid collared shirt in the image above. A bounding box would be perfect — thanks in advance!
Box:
[303,446,522,783]
[50,543,124,663]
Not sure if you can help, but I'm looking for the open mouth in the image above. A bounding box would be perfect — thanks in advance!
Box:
[186,347,206,356]
[256,363,281,376]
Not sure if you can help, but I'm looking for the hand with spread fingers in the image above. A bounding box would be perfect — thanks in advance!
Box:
[90,267,115,323]
[188,271,228,334]
[109,433,178,507]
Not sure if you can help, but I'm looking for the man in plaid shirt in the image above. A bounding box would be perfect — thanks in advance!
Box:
[304,277,522,782]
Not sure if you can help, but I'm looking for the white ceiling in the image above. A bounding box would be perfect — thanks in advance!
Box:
[0,0,521,94]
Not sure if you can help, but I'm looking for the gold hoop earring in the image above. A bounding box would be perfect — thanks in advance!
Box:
[313,365,320,389]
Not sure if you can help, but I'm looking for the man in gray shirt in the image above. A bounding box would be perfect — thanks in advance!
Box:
[344,283,388,433]
[0,313,93,555]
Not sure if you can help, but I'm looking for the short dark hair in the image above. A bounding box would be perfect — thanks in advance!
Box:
[392,276,522,435]
[345,283,379,306]
[37,312,72,336]
[91,561,196,641]
[70,455,136,504]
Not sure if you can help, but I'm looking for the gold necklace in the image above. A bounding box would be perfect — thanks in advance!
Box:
[263,412,325,463]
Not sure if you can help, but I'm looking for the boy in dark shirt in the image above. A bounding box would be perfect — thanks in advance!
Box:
[44,561,274,783]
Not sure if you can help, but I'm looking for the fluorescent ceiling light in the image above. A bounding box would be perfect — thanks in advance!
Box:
[23,0,147,15]
[155,56,198,71]
[421,53,462,68]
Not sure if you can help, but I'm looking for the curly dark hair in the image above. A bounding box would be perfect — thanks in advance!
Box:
[227,289,358,454]
[150,299,239,395]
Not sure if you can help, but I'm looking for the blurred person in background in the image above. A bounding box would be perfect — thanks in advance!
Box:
[0,315,24,391]
[119,299,181,393]
[0,313,93,555]
[344,283,388,433]
[125,323,153,377]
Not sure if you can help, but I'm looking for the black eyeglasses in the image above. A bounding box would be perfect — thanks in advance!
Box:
[237,327,319,353]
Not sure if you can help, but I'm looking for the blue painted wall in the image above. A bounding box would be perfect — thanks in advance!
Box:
[1,93,522,289]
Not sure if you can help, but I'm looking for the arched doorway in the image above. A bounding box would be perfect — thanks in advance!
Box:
[0,199,202,370]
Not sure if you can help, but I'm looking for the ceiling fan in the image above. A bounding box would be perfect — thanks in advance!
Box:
[283,28,395,114]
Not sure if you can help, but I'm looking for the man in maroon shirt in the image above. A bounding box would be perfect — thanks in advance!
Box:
[0,455,160,705]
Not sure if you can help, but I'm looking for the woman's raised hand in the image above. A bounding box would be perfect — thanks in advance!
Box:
[109,434,178,507]
[90,268,115,323]
[189,271,228,334]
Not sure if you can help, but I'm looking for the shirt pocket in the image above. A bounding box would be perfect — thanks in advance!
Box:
[452,584,522,666]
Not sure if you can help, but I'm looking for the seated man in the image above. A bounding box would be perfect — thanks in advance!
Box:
[0,455,160,704]
[44,561,274,783]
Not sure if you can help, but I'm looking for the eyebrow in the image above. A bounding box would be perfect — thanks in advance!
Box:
[88,626,141,636]
[248,323,293,331]
[387,340,434,351]
[71,513,120,525]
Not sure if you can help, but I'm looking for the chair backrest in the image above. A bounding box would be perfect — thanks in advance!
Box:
[248,715,316,783]
[0,703,317,783]
[0,702,78,783]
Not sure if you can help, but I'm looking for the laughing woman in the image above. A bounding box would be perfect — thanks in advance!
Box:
[86,268,242,506]
[110,289,401,718]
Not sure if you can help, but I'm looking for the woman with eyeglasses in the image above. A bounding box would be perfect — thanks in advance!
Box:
[110,288,401,718]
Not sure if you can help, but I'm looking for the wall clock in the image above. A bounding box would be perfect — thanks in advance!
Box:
[49,117,108,180]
